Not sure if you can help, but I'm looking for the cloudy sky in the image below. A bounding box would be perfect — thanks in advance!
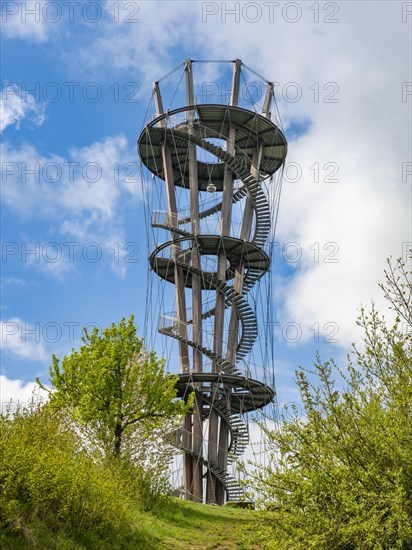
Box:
[1,1,411,414]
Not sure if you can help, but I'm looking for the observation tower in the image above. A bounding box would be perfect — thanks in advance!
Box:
[138,60,287,505]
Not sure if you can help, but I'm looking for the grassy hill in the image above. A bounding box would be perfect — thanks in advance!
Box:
[132,499,258,549]
[1,498,260,549]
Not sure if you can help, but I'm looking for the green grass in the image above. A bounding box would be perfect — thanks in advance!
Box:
[1,498,259,550]
[134,499,258,549]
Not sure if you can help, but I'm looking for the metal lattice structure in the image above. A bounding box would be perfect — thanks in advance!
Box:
[138,60,287,505]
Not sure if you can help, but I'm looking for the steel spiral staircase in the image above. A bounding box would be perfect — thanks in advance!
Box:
[138,60,287,504]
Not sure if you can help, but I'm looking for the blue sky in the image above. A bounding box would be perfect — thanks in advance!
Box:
[1,1,411,416]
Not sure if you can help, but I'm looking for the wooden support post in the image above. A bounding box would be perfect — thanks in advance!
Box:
[207,59,241,505]
[154,81,193,498]
[185,60,203,502]
[160,143,190,372]
[262,82,274,120]
[230,58,242,106]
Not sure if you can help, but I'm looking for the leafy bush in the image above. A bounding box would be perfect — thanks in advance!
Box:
[40,316,190,462]
[246,258,412,549]
[0,318,188,547]
[0,401,143,548]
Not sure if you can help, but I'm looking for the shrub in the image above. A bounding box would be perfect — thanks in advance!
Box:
[0,401,139,547]
[246,258,412,549]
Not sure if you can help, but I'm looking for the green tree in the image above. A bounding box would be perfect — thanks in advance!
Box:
[247,257,412,550]
[0,400,145,548]
[38,316,191,461]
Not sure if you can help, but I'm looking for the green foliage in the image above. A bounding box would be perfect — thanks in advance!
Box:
[0,317,197,547]
[247,257,412,549]
[38,316,191,461]
[1,490,258,549]
[0,401,146,548]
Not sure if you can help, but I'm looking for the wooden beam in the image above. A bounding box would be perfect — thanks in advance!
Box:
[185,59,195,108]
[192,392,203,502]
[262,82,274,120]
[230,59,242,106]
[154,81,193,498]
[209,59,242,505]
[186,59,203,502]
[153,81,165,123]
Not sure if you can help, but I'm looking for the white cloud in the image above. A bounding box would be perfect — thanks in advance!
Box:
[1,0,53,42]
[0,277,27,288]
[65,1,411,347]
[21,244,74,281]
[62,136,129,217]
[1,135,140,279]
[0,374,49,414]
[1,135,138,215]
[2,2,410,346]
[188,2,411,349]
[1,317,48,362]
[67,1,199,89]
[1,86,46,132]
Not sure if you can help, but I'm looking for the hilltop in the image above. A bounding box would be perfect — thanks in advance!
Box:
[2,498,259,549]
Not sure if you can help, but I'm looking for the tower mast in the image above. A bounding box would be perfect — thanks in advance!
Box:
[139,60,287,504]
